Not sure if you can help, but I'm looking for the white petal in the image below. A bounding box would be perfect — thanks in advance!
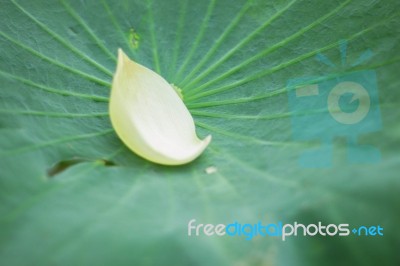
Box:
[109,49,211,165]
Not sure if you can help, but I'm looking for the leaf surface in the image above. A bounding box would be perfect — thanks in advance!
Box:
[1,0,399,265]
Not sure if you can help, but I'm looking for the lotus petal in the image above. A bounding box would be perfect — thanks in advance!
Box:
[109,49,211,165]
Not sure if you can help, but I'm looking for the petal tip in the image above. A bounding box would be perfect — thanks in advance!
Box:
[203,135,212,145]
[117,48,130,64]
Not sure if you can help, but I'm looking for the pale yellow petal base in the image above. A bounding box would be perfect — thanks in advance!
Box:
[109,49,211,165]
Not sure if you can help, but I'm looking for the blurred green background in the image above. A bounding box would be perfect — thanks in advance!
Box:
[1,0,399,265]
